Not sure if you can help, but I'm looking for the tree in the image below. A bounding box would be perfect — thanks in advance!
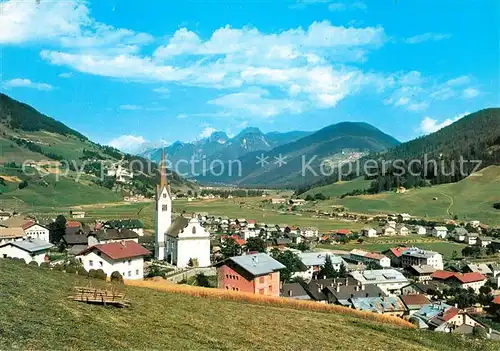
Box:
[18,180,28,189]
[451,250,458,260]
[318,255,338,279]
[245,237,266,253]
[194,272,211,287]
[220,238,241,259]
[338,263,347,278]
[49,215,67,244]
[111,271,124,283]
[297,241,310,252]
[272,250,306,283]
[305,194,314,201]
[472,326,488,339]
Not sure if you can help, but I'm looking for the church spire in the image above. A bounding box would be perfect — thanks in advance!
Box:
[159,147,167,189]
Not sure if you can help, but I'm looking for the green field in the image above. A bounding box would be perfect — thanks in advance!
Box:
[301,176,372,198]
[308,166,500,226]
[0,259,496,350]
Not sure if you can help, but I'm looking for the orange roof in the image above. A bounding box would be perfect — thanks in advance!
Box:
[492,296,500,305]
[222,235,246,246]
[431,270,456,280]
[336,229,352,235]
[66,221,81,228]
[388,247,408,258]
[453,272,486,284]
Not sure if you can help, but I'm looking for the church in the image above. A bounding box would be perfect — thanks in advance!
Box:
[155,149,211,268]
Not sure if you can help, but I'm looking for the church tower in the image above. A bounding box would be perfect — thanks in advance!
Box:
[155,148,171,260]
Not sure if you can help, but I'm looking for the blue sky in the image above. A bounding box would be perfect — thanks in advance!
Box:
[0,0,498,153]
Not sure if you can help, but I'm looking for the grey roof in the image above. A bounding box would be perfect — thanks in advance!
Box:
[466,233,479,237]
[90,228,139,241]
[68,244,88,255]
[433,226,448,231]
[350,269,409,285]
[221,253,286,276]
[298,252,345,267]
[1,238,53,253]
[166,216,189,238]
[351,296,406,313]
[281,283,311,300]
[324,283,385,303]
[479,236,493,241]
[466,263,492,275]
[403,248,440,259]
[409,265,436,274]
[62,233,88,245]
[453,227,468,235]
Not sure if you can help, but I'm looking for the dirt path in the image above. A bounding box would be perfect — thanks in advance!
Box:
[441,192,454,217]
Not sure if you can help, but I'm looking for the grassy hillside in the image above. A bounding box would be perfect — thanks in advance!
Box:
[300,177,372,198]
[0,259,496,350]
[324,166,500,225]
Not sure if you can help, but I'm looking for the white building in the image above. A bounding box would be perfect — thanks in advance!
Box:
[155,149,210,268]
[414,225,427,235]
[361,228,377,238]
[294,252,345,281]
[349,249,391,268]
[23,223,50,243]
[107,160,133,184]
[0,227,25,245]
[0,238,53,265]
[77,240,149,280]
[302,227,319,238]
[431,226,448,239]
[401,248,444,270]
[350,269,409,295]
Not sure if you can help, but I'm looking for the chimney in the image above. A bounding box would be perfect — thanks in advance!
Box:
[320,284,323,289]
[323,275,326,280]
[361,285,365,291]
[121,240,126,247]
[346,279,349,286]
[318,287,322,293]
[336,285,340,292]
[355,286,360,292]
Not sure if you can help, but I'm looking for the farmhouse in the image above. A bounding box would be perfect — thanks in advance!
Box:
[400,294,431,316]
[104,219,145,236]
[350,269,409,295]
[294,252,345,280]
[382,225,397,236]
[349,249,391,268]
[271,198,287,204]
[407,265,436,282]
[88,228,139,246]
[0,238,53,264]
[398,213,411,222]
[77,241,149,280]
[414,225,427,235]
[477,236,493,247]
[0,227,25,245]
[452,227,468,242]
[382,247,408,267]
[431,226,448,239]
[22,222,50,243]
[215,253,285,296]
[323,279,385,307]
[401,248,444,270]
[464,233,479,245]
[361,228,377,238]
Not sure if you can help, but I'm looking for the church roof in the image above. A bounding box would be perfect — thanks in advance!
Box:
[166,216,189,238]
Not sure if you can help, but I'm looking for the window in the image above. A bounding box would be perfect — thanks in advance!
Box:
[89,260,93,267]
[128,271,131,277]
[268,285,272,293]
[128,259,132,266]
[192,226,196,234]
[259,289,264,295]
[136,269,139,276]
[163,193,166,198]
[259,277,264,284]
[99,261,103,267]
[162,204,168,212]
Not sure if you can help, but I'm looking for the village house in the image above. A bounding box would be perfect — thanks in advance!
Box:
[301,227,319,238]
[322,278,385,307]
[70,211,85,219]
[400,294,431,316]
[396,224,409,236]
[401,280,449,299]
[22,222,50,243]
[431,270,487,293]
[464,232,479,245]
[294,252,345,281]
[215,253,285,296]
[0,227,25,245]
[431,226,448,239]
[88,228,139,246]
[382,225,397,236]
[452,227,468,242]
[477,236,493,248]
[334,229,352,240]
[221,234,246,246]
[398,213,411,222]
[104,219,145,236]
[401,248,444,270]
[60,232,89,255]
[0,238,53,265]
[351,296,406,316]
[349,249,391,268]
[407,265,436,282]
[350,269,409,295]
[414,225,427,235]
[77,240,149,280]
[0,212,11,221]
[290,199,306,206]
[382,247,408,267]
[464,263,492,276]
[271,198,287,204]
[280,283,312,300]
[361,227,377,238]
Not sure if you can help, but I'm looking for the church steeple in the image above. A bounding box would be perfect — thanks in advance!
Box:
[159,147,167,189]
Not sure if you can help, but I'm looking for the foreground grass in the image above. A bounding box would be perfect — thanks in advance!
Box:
[0,260,497,350]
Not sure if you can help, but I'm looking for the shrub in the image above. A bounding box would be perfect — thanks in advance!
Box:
[53,264,64,271]
[29,261,39,267]
[65,265,77,274]
[95,269,107,280]
[77,266,88,276]
[88,269,97,278]
[39,262,50,269]
[473,326,488,339]
[18,180,28,189]
[110,271,124,283]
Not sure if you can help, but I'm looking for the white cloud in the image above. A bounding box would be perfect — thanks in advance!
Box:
[176,113,188,119]
[58,72,73,78]
[153,87,170,94]
[3,78,54,91]
[208,88,305,117]
[446,75,470,86]
[418,112,470,134]
[108,135,147,153]
[463,87,480,99]
[0,0,152,52]
[404,32,451,44]
[199,127,217,139]
[328,1,367,12]
[119,104,142,111]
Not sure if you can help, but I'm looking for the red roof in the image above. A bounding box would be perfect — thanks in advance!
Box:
[66,221,81,228]
[247,220,256,224]
[388,247,408,258]
[431,270,456,280]
[22,220,35,230]
[440,307,461,322]
[492,296,500,305]
[222,235,246,246]
[79,241,150,260]
[336,229,352,235]
[453,272,486,284]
